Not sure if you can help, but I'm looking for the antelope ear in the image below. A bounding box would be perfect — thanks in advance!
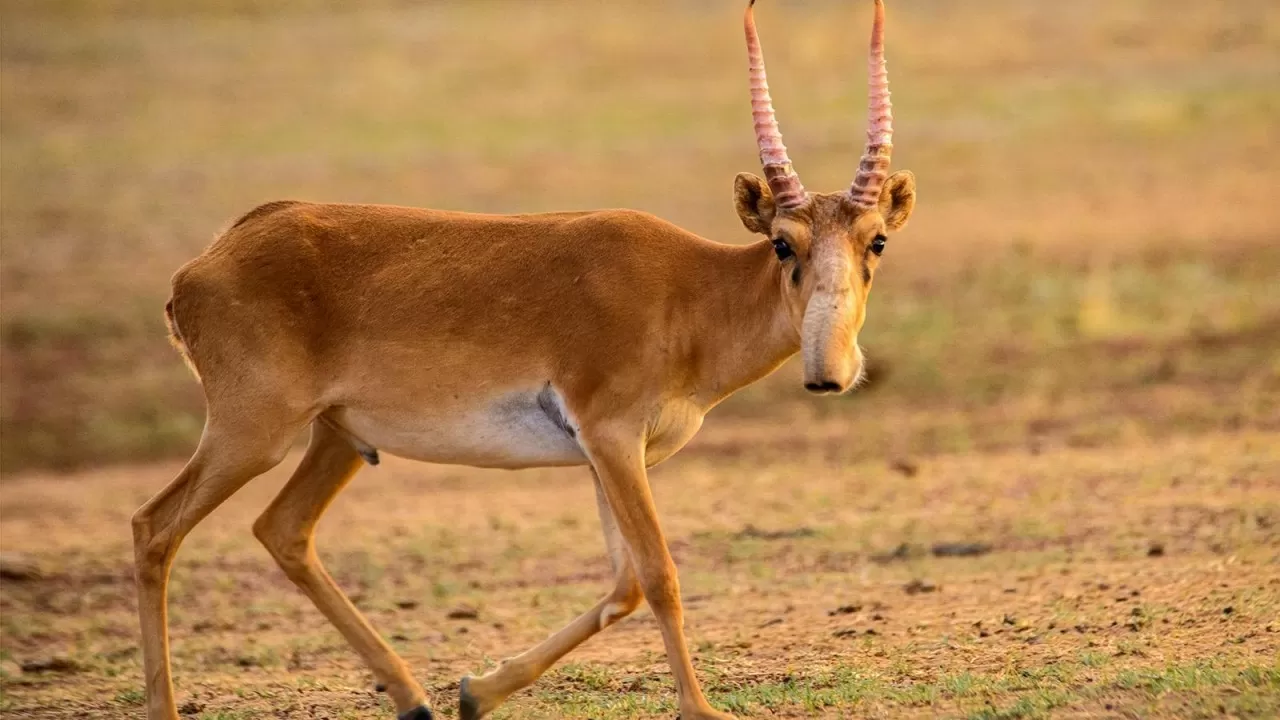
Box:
[734,172,776,235]
[879,170,916,231]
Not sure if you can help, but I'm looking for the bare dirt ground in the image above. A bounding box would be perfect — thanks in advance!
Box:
[2,1,1279,718]
[2,426,1278,718]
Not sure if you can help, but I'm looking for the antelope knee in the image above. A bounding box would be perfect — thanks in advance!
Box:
[131,508,173,581]
[252,515,311,576]
[599,583,643,630]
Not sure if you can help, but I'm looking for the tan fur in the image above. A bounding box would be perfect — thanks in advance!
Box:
[162,300,199,382]
[133,177,915,720]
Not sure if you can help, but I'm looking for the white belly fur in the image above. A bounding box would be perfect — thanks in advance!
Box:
[333,387,587,470]
[331,387,705,471]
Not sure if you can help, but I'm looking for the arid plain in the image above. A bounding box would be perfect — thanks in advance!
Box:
[2,1,1277,717]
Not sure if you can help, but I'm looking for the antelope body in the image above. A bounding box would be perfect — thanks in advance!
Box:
[133,3,916,719]
[168,203,790,471]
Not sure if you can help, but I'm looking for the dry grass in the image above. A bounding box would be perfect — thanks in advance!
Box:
[2,1,1280,718]
[2,0,1279,470]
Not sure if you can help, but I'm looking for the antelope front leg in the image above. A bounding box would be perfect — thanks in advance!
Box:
[584,431,737,720]
[458,471,641,719]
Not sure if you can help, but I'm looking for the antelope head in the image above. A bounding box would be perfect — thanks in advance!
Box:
[734,0,916,394]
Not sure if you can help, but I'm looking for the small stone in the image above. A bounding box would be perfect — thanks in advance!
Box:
[931,542,991,558]
[20,656,82,674]
[828,604,862,616]
[447,605,479,620]
[735,524,816,541]
[871,543,921,563]
[1147,543,1165,557]
[178,701,204,715]
[0,553,42,581]
[903,579,938,595]
[889,458,918,477]
[395,599,419,610]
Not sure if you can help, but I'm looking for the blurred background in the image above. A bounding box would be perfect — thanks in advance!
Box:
[3,3,1280,718]
[2,0,1277,473]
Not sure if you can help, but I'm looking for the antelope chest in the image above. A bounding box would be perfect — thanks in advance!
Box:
[643,398,705,467]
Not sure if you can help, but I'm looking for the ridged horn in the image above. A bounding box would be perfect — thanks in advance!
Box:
[848,0,893,209]
[745,0,806,209]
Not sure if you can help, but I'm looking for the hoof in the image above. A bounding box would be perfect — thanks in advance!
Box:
[459,676,482,720]
[397,706,433,720]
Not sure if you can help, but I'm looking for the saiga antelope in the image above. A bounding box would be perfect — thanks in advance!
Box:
[132,1,916,718]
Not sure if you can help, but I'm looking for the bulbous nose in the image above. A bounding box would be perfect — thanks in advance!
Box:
[802,345,864,395]
[804,380,846,394]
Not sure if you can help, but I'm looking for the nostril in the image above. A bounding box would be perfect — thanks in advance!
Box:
[804,380,845,394]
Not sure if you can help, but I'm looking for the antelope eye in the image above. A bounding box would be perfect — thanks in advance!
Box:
[870,234,887,256]
[772,237,794,261]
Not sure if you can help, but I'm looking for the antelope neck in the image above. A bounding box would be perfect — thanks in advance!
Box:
[685,239,799,408]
